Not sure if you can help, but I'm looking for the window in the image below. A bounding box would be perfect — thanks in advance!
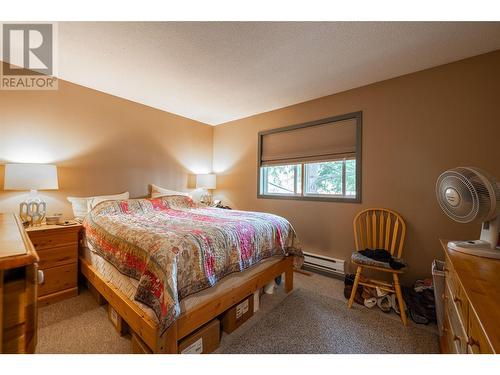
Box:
[305,158,356,197]
[261,164,302,195]
[260,158,356,199]
[258,112,361,202]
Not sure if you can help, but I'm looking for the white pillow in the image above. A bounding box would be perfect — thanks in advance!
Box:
[67,192,129,219]
[150,184,190,199]
[66,197,89,219]
[87,194,129,211]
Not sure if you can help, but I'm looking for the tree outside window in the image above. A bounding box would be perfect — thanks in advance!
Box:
[260,158,356,199]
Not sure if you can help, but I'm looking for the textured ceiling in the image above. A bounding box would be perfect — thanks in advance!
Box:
[55,22,500,125]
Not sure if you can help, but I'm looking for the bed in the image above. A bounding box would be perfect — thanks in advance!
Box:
[78,195,302,353]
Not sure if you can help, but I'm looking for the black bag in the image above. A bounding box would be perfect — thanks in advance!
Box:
[402,286,436,325]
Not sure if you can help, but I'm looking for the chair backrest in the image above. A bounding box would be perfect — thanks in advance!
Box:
[353,208,406,259]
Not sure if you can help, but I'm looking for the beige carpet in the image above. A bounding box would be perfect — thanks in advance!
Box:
[216,288,439,353]
[36,273,438,354]
[37,289,131,353]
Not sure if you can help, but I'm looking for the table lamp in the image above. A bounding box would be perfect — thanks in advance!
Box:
[196,173,216,205]
[3,163,59,226]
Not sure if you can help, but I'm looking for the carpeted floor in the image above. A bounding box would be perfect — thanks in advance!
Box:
[216,288,439,354]
[37,289,131,353]
[36,272,439,354]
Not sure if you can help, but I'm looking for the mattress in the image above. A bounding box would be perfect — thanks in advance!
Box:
[80,239,284,324]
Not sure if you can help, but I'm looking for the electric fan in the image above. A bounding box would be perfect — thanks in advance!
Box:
[436,167,500,259]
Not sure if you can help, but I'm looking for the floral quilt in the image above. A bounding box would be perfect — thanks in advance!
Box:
[83,195,302,333]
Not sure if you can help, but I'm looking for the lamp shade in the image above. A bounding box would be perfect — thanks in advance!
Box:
[196,174,216,189]
[4,163,59,190]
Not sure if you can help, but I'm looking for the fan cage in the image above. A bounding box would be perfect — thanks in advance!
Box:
[436,167,499,224]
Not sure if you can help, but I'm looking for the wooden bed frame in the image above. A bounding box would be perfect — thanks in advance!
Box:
[79,254,294,353]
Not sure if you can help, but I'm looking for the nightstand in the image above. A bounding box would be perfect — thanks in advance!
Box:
[26,222,81,306]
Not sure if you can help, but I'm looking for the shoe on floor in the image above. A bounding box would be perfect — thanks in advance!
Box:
[344,274,355,286]
[344,284,364,305]
[361,286,377,299]
[377,295,392,313]
[375,287,389,297]
[390,293,406,315]
[364,297,377,309]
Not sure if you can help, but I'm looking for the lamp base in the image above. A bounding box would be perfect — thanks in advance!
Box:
[200,190,213,205]
[19,190,47,226]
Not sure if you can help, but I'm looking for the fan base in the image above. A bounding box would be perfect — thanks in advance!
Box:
[448,240,500,260]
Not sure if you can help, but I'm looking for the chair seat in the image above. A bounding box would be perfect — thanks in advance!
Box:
[351,251,406,273]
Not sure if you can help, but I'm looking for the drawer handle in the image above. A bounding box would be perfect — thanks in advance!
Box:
[37,270,45,285]
[453,296,462,305]
[453,335,461,343]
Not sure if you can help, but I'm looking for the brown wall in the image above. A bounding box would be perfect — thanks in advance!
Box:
[2,51,499,281]
[213,50,500,282]
[0,72,213,218]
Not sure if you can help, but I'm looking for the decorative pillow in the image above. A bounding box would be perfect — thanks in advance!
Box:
[67,192,129,220]
[150,184,190,199]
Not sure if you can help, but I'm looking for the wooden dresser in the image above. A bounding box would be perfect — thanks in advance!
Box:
[26,223,81,306]
[0,213,39,354]
[440,239,500,354]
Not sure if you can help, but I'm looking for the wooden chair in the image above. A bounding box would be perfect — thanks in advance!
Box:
[347,208,408,325]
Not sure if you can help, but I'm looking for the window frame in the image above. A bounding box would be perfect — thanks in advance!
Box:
[261,164,302,196]
[257,111,362,203]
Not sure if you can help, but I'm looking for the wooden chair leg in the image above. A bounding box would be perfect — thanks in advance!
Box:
[392,273,407,326]
[347,266,362,308]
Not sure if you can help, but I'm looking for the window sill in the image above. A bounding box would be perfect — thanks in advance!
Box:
[257,194,361,203]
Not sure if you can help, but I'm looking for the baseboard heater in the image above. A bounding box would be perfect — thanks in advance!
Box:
[302,252,345,279]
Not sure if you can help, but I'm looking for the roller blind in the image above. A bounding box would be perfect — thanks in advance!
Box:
[260,118,357,166]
